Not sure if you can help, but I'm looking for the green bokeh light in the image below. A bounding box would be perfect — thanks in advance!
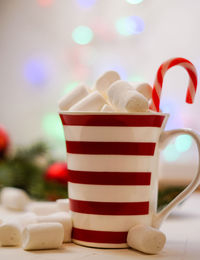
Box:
[163,143,180,162]
[42,114,65,141]
[175,134,192,153]
[115,16,144,36]
[63,81,80,95]
[72,26,93,45]
[126,0,143,4]
[115,17,133,36]
[128,75,145,82]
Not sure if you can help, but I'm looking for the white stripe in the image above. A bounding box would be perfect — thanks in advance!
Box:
[71,212,151,232]
[72,239,128,248]
[179,62,197,75]
[189,81,196,100]
[67,154,156,172]
[63,126,161,142]
[68,183,150,202]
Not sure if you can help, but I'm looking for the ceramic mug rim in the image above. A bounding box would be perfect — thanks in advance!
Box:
[58,110,169,117]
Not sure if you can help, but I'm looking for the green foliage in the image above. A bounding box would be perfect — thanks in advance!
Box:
[0,142,68,200]
[158,186,185,211]
[0,141,184,207]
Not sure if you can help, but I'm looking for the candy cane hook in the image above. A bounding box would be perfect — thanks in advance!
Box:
[150,57,198,112]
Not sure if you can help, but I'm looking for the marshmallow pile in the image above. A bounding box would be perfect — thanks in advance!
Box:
[0,187,72,250]
[0,187,166,254]
[58,71,153,113]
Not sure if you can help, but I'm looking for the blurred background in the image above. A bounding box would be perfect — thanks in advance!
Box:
[0,0,200,199]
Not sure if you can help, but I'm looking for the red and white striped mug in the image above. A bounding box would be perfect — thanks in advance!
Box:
[59,112,200,248]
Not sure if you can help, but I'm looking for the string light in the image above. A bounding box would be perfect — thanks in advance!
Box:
[76,0,96,9]
[110,65,127,80]
[175,134,192,152]
[128,75,145,82]
[163,143,180,162]
[37,0,54,7]
[24,59,48,86]
[126,0,144,4]
[72,26,93,45]
[115,16,144,36]
[63,81,81,94]
[42,114,64,141]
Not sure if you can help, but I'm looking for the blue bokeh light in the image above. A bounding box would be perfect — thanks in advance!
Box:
[76,0,96,8]
[24,59,48,86]
[110,65,127,80]
[116,16,145,36]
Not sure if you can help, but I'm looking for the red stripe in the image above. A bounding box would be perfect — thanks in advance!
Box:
[59,114,165,127]
[72,227,128,244]
[69,199,149,215]
[152,87,160,112]
[68,170,151,185]
[66,141,156,155]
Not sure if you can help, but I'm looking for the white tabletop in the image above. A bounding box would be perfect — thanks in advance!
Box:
[0,193,200,260]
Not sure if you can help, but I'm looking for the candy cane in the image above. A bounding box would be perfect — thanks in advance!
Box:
[150,57,198,112]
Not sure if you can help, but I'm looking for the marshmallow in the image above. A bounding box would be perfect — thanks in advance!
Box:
[0,213,37,246]
[56,199,69,212]
[22,223,64,250]
[1,187,30,211]
[0,222,21,246]
[95,71,120,95]
[69,91,107,112]
[101,104,115,112]
[127,224,166,254]
[26,201,61,216]
[58,85,89,111]
[37,212,72,243]
[107,80,148,112]
[135,83,153,100]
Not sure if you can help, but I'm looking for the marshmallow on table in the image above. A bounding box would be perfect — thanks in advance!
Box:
[135,83,153,100]
[0,213,37,246]
[107,80,148,112]
[58,84,89,111]
[22,223,64,250]
[95,70,120,96]
[101,104,115,112]
[127,224,166,254]
[1,187,30,211]
[69,91,107,112]
[56,198,69,212]
[37,212,72,243]
[0,222,21,246]
[26,201,61,216]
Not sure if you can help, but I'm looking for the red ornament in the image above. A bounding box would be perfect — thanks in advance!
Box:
[0,126,9,158]
[45,162,68,185]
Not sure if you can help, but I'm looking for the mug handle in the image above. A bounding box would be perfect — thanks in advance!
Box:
[152,128,200,228]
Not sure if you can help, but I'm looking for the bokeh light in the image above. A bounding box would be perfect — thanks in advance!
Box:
[63,81,81,94]
[175,134,192,153]
[115,16,144,36]
[42,114,64,141]
[24,59,48,86]
[72,26,93,45]
[37,0,54,7]
[76,0,96,9]
[126,0,143,4]
[163,143,180,162]
[128,75,145,82]
[110,65,127,80]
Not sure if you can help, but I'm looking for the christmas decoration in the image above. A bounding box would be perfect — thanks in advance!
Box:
[0,126,9,159]
[0,142,68,200]
[45,162,68,185]
[0,139,184,207]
